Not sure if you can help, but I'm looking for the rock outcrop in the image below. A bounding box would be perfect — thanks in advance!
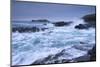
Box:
[53,21,72,27]
[30,49,70,65]
[12,27,40,33]
[75,13,96,29]
[82,14,96,27]
[88,45,96,61]
[30,43,96,65]
[32,19,50,22]
[75,24,91,29]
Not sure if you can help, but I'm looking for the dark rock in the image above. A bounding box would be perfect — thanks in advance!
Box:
[75,24,91,29]
[82,14,96,27]
[12,27,40,33]
[41,28,48,31]
[48,31,53,34]
[11,66,20,67]
[53,49,66,59]
[82,14,96,22]
[80,42,86,44]
[31,57,69,65]
[75,13,96,29]
[30,45,96,65]
[88,45,96,61]
[61,59,70,63]
[73,45,96,62]
[72,54,90,62]
[32,19,50,22]
[53,59,69,63]
[43,23,47,25]
[31,49,69,65]
[73,45,88,51]
[53,21,72,27]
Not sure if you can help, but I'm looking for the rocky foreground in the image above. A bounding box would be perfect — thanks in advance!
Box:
[11,45,96,67]
[30,44,96,65]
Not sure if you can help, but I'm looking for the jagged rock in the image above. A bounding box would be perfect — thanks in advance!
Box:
[30,44,96,65]
[31,49,69,65]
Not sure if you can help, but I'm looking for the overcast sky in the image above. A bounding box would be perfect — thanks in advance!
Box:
[11,1,96,21]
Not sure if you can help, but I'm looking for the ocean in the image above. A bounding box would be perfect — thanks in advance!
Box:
[12,19,95,65]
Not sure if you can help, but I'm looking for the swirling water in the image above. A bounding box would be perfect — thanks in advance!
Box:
[12,20,95,65]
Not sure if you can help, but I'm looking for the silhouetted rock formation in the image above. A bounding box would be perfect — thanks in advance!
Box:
[82,14,96,27]
[12,27,40,33]
[75,24,91,29]
[75,14,96,29]
[53,21,72,27]
[32,19,50,22]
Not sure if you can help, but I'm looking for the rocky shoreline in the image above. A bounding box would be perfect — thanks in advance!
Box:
[12,13,96,67]
[30,44,96,65]
[11,44,96,67]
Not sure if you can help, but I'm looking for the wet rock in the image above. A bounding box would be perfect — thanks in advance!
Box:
[53,49,66,59]
[75,24,91,29]
[73,45,96,62]
[32,19,50,22]
[75,14,96,29]
[11,66,20,67]
[72,54,90,62]
[82,14,96,27]
[12,27,40,33]
[31,49,68,65]
[43,23,47,25]
[41,28,48,31]
[80,42,86,44]
[73,45,88,51]
[53,21,72,27]
[88,45,96,61]
[30,45,96,65]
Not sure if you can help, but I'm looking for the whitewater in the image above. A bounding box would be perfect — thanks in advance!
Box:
[12,19,95,65]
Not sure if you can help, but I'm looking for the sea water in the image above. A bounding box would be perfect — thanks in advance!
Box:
[12,19,95,65]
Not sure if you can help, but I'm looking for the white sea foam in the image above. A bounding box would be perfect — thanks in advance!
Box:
[12,19,95,65]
